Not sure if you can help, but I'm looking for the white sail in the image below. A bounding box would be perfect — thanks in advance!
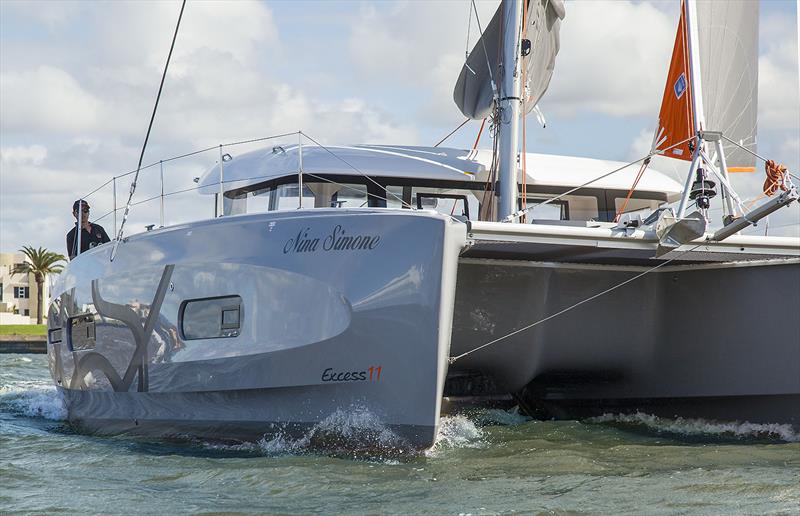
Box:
[696,0,759,171]
[453,0,565,120]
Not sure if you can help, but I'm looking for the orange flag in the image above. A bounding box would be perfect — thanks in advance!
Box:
[654,0,695,162]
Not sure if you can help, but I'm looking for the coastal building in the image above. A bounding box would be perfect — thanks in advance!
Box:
[0,252,47,324]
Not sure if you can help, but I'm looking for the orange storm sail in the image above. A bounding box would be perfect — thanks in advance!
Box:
[653,0,695,161]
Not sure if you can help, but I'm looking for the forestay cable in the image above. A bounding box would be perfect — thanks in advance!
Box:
[449,243,705,364]
[110,0,186,262]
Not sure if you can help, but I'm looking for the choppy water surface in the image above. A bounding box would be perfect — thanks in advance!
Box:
[2,354,798,514]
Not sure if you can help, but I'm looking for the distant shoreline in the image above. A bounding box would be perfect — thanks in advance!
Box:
[0,335,46,354]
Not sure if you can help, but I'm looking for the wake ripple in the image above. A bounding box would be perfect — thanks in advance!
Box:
[590,412,800,442]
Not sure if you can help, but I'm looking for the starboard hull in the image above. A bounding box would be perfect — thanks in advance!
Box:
[47,209,466,449]
[449,256,800,427]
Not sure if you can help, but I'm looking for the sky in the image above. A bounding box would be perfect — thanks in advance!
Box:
[1,0,798,256]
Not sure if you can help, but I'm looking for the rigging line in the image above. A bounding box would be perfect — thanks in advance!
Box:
[79,131,296,219]
[471,0,496,94]
[464,0,473,60]
[298,132,411,209]
[504,134,698,222]
[449,243,706,364]
[112,132,299,179]
[81,177,115,200]
[720,134,794,173]
[434,118,471,147]
[111,0,186,261]
[222,131,301,149]
[472,117,487,150]
[614,159,650,222]
[301,172,409,208]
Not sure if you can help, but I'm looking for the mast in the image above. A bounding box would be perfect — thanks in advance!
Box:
[676,0,706,218]
[496,0,524,221]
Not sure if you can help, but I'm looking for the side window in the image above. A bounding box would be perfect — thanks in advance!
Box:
[519,198,569,221]
[180,296,243,340]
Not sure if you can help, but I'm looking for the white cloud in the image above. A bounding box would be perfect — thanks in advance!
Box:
[0,66,103,134]
[758,13,800,131]
[0,144,48,165]
[546,1,676,117]
[346,1,498,125]
[0,0,81,29]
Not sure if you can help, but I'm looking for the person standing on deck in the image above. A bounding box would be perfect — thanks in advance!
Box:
[66,199,110,260]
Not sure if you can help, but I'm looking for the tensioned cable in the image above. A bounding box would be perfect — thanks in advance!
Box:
[449,242,706,363]
[471,0,496,95]
[503,134,698,222]
[302,172,409,207]
[81,132,302,202]
[434,118,471,147]
[92,167,414,225]
[299,132,411,208]
[464,0,473,61]
[111,0,186,261]
[721,134,796,175]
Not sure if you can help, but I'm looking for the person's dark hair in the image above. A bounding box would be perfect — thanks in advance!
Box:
[72,200,90,212]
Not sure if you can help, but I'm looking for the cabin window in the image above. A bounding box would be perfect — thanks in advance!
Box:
[416,193,470,218]
[405,187,480,219]
[68,313,96,351]
[562,195,599,221]
[614,197,661,218]
[273,184,316,210]
[180,295,243,340]
[332,184,369,208]
[519,198,569,221]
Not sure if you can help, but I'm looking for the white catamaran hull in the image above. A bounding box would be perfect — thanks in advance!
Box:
[47,209,466,448]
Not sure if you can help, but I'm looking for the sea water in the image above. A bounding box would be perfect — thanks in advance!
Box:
[1,354,798,514]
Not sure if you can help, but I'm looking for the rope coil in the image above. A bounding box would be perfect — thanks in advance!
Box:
[763,160,788,197]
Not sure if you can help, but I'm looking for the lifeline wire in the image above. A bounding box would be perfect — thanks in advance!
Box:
[111,0,186,261]
[449,243,706,363]
[299,132,411,209]
[503,134,698,222]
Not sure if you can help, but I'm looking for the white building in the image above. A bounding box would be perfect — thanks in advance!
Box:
[0,252,48,325]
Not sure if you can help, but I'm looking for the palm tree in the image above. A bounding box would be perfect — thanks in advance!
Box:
[11,246,66,324]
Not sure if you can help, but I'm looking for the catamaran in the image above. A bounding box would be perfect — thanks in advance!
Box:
[47,0,799,449]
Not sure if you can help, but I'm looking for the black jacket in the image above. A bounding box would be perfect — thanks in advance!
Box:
[67,223,110,259]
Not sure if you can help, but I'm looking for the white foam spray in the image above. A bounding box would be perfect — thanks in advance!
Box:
[0,382,67,421]
[255,406,412,459]
[426,415,485,456]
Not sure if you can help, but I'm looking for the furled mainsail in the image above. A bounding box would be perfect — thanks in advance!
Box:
[453,0,565,120]
[696,0,759,171]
